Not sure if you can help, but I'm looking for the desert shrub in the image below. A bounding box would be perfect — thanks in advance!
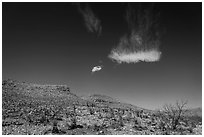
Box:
[158,120,167,131]
[109,116,124,131]
[89,107,95,115]
[134,116,142,126]
[66,105,78,130]
[133,117,149,131]
[52,120,60,134]
[39,114,49,125]
[159,100,188,131]
[139,110,144,118]
[189,121,197,128]
[119,115,124,127]
[93,124,101,131]
[187,126,193,133]
[68,116,77,129]
[110,121,121,130]
[86,101,95,115]
[109,108,115,118]
[98,112,103,119]
[86,102,96,107]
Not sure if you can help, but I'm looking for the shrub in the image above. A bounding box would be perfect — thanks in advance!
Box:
[159,100,188,131]
[52,120,60,134]
[118,114,124,127]
[89,107,95,115]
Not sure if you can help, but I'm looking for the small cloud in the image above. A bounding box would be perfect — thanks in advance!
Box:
[91,66,102,73]
[77,3,102,36]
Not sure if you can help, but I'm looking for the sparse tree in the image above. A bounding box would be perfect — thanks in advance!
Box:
[162,100,188,130]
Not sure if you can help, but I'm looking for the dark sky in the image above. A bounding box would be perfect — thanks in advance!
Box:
[3,2,202,109]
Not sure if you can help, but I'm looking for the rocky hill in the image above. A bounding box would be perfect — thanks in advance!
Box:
[2,79,202,135]
[82,94,146,111]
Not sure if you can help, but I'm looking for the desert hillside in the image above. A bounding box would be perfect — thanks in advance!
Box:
[2,79,202,135]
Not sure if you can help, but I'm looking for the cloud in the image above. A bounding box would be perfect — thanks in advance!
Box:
[109,49,161,64]
[77,3,102,36]
[108,3,162,64]
[91,66,102,73]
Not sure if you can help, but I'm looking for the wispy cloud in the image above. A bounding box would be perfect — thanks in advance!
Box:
[77,3,102,36]
[108,3,162,64]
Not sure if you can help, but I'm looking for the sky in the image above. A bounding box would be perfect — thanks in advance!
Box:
[2,2,202,109]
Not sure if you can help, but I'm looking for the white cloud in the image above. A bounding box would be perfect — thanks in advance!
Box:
[108,49,161,64]
[91,66,102,73]
[108,4,162,64]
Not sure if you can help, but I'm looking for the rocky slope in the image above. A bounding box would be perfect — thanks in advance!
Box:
[2,79,202,135]
[82,94,146,111]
